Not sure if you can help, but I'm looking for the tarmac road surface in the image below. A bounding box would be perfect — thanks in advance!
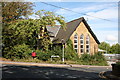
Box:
[1,64,112,80]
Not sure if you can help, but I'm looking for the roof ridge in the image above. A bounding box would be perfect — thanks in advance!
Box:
[67,17,84,24]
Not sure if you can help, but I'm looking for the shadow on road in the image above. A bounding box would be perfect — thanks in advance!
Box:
[2,65,107,80]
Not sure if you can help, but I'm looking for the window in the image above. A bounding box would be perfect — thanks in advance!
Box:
[74,40,77,43]
[80,34,84,54]
[86,35,90,53]
[74,33,78,53]
[74,45,77,48]
[80,40,83,44]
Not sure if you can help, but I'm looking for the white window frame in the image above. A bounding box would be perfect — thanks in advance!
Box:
[80,34,84,54]
[74,33,78,53]
[86,35,90,54]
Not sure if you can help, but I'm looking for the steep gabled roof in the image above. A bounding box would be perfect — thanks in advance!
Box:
[46,25,60,37]
[52,17,100,44]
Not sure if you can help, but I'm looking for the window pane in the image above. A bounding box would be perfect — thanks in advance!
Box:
[74,45,77,48]
[86,35,90,39]
[86,45,89,48]
[74,40,77,43]
[86,41,89,44]
[81,45,83,48]
[86,49,89,53]
[74,34,78,39]
[80,34,84,39]
[80,40,83,44]
[81,49,83,53]
[75,49,78,53]
[74,36,77,39]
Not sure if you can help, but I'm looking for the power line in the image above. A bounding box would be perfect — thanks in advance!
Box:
[40,2,113,22]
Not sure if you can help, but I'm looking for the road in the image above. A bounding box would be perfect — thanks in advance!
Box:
[1,64,111,80]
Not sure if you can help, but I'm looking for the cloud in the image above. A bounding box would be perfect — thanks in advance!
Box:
[106,35,118,42]
[55,3,117,18]
[84,7,118,20]
[94,30,118,45]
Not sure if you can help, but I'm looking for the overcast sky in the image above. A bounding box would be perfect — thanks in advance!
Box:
[29,1,118,45]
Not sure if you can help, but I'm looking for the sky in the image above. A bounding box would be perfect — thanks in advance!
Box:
[29,1,119,45]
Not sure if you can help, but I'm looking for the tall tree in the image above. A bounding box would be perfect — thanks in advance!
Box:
[2,2,34,23]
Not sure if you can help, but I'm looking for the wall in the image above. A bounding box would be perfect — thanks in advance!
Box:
[70,22,98,56]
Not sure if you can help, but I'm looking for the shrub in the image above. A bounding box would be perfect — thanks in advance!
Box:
[48,46,62,61]
[79,53,108,66]
[35,50,52,61]
[79,54,91,62]
[6,44,32,60]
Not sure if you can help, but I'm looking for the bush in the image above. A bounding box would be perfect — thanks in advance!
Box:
[36,50,50,61]
[6,44,32,60]
[47,46,62,61]
[79,53,108,66]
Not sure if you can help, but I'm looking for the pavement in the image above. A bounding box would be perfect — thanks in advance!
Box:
[0,60,112,68]
[1,60,120,80]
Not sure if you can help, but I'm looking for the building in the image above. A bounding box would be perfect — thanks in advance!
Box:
[46,17,100,56]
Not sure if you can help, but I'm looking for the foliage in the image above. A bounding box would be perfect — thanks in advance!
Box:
[108,43,120,54]
[98,42,110,53]
[2,10,66,57]
[65,39,79,60]
[2,19,40,55]
[35,46,62,61]
[79,53,108,66]
[35,10,66,50]
[99,42,120,54]
[36,50,50,61]
[5,44,32,60]
[2,2,34,23]
[49,46,62,57]
[116,62,120,65]
[35,10,66,30]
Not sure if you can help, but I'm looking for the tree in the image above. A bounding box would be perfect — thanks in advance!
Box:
[2,2,34,23]
[3,10,66,58]
[98,42,110,53]
[109,43,120,54]
[34,10,66,50]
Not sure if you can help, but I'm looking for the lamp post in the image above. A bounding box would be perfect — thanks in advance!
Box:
[61,39,65,62]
